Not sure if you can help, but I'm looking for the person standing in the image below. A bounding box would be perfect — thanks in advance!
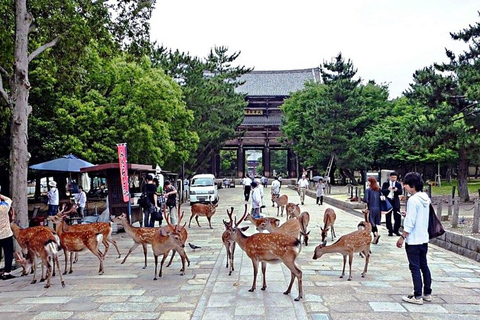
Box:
[242,175,252,201]
[143,175,158,227]
[0,193,15,280]
[250,181,262,218]
[47,181,59,216]
[362,176,382,244]
[316,178,326,205]
[270,176,281,207]
[74,186,87,218]
[261,176,268,188]
[164,180,178,224]
[278,175,283,191]
[297,175,309,205]
[396,172,432,305]
[382,171,403,236]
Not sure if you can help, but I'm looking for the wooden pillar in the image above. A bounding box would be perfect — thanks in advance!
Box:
[237,146,244,178]
[210,150,220,177]
[263,147,271,178]
[287,149,297,178]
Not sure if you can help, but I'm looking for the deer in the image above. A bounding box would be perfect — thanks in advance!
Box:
[10,222,65,288]
[165,205,190,269]
[298,211,310,246]
[312,211,372,281]
[245,213,280,232]
[271,194,288,217]
[256,216,302,240]
[151,206,189,280]
[221,206,236,275]
[48,214,105,275]
[228,204,303,301]
[285,202,301,221]
[112,213,158,269]
[189,201,218,229]
[61,220,121,259]
[320,208,337,242]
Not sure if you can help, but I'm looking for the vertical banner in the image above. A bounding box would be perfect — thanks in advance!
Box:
[117,143,130,202]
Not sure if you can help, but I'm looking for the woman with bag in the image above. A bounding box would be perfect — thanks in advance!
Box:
[362,176,382,244]
[163,181,178,224]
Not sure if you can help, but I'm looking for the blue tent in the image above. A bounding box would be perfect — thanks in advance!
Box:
[29,154,95,172]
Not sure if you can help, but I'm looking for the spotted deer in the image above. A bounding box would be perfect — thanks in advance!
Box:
[11,222,65,288]
[228,204,303,301]
[271,194,288,217]
[151,207,189,280]
[189,201,218,229]
[112,213,158,269]
[165,205,190,268]
[245,213,280,232]
[256,216,302,240]
[298,211,310,246]
[312,211,372,281]
[221,207,236,275]
[320,208,337,242]
[48,214,105,275]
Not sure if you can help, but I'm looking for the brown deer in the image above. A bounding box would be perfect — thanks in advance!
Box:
[11,222,65,288]
[112,213,158,269]
[189,201,218,229]
[256,216,302,240]
[245,213,280,232]
[285,202,301,221]
[228,204,303,301]
[271,194,288,217]
[151,207,189,280]
[221,206,236,275]
[298,211,310,246]
[312,211,372,281]
[48,214,105,275]
[61,220,121,258]
[320,208,337,242]
[165,205,190,269]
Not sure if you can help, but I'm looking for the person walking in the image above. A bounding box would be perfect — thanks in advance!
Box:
[316,178,326,205]
[0,192,15,280]
[396,172,432,305]
[382,171,403,236]
[362,176,382,244]
[250,181,262,218]
[297,175,309,205]
[270,176,281,207]
[242,175,252,201]
[74,186,87,218]
[47,181,59,216]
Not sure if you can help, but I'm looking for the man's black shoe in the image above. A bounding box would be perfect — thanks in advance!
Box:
[2,274,15,280]
[388,233,393,237]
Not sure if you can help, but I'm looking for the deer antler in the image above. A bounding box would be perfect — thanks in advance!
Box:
[235,204,248,227]
[163,205,172,227]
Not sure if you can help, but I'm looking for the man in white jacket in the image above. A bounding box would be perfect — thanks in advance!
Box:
[250,181,262,218]
[396,172,432,305]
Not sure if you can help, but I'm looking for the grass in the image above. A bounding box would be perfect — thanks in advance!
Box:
[429,179,480,197]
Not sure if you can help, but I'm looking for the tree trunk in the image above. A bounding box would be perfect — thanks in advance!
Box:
[10,0,32,227]
[457,147,470,202]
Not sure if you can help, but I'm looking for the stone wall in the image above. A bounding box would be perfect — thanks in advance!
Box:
[430,231,480,262]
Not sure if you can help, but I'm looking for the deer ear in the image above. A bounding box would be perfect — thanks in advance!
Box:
[241,226,249,231]
[306,231,311,235]
[159,228,168,237]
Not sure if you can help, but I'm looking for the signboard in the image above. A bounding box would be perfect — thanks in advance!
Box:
[117,143,130,202]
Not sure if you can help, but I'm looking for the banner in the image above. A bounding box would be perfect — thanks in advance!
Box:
[117,143,130,202]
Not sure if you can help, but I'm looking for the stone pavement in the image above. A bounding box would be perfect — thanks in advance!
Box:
[1,187,479,320]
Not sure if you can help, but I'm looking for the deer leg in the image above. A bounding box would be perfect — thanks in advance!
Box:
[177,248,187,275]
[249,259,259,292]
[63,250,68,275]
[44,260,52,289]
[230,242,235,274]
[102,239,110,257]
[340,254,346,278]
[208,217,213,229]
[166,250,176,268]
[87,244,105,275]
[54,254,65,287]
[69,252,74,274]
[188,215,194,228]
[158,252,169,278]
[224,244,230,268]
[142,243,148,269]
[277,205,279,217]
[331,226,336,241]
[153,254,159,280]
[283,260,303,301]
[361,248,370,278]
[121,242,140,265]
[74,252,78,263]
[195,216,201,227]
[107,236,121,258]
[261,262,267,290]
[31,255,38,284]
[347,252,354,281]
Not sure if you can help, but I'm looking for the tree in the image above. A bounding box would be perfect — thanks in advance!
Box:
[0,0,155,226]
[151,46,251,173]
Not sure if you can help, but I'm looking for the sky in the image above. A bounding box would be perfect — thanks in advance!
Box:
[150,0,479,99]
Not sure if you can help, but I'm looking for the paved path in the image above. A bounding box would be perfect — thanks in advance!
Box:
[1,187,479,319]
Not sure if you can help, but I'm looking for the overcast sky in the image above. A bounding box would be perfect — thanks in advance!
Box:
[150,0,479,99]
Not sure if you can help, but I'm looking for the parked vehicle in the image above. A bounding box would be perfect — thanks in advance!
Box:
[189,174,219,205]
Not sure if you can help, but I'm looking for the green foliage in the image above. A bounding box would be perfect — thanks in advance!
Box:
[151,45,251,173]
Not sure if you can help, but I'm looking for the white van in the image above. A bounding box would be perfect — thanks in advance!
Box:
[189,174,219,205]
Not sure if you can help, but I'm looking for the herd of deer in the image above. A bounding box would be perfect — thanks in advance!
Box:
[9,192,373,302]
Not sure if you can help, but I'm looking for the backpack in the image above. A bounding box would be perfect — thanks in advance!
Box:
[138,184,152,209]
